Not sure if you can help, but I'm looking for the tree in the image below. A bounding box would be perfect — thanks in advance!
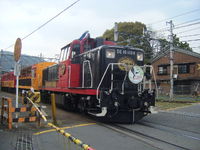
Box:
[157,34,192,52]
[102,22,153,63]
[173,35,192,51]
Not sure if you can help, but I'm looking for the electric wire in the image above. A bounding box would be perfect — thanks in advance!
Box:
[148,8,200,25]
[4,0,80,50]
[182,39,200,42]
[179,34,200,38]
[154,19,200,33]
[175,18,200,26]
[174,21,200,29]
[176,27,200,34]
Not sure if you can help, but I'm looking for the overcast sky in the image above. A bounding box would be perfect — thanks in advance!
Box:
[0,0,200,58]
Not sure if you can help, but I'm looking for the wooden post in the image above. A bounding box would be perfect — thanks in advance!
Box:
[7,98,13,129]
[1,97,5,124]
[51,93,57,125]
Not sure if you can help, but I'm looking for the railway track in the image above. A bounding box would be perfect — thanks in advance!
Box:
[138,121,200,141]
[101,122,199,150]
[159,109,200,118]
[139,120,200,136]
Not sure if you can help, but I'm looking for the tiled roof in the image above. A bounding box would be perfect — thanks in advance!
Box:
[151,48,200,63]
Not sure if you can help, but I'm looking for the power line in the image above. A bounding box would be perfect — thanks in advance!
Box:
[4,0,80,50]
[154,18,200,33]
[175,18,200,26]
[174,21,200,29]
[179,34,200,38]
[182,39,200,42]
[176,27,200,34]
[148,8,200,25]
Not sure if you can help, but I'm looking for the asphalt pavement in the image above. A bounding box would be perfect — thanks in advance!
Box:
[0,91,200,150]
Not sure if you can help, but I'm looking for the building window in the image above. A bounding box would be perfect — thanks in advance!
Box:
[178,64,189,74]
[158,66,167,75]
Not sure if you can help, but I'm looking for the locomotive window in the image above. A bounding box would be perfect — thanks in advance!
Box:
[71,44,80,58]
[66,47,71,60]
[60,46,71,61]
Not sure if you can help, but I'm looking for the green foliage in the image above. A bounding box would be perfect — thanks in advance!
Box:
[173,35,192,51]
[158,34,192,52]
[102,22,192,63]
[102,22,153,63]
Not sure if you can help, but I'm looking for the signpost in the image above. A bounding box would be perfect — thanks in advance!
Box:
[14,38,22,108]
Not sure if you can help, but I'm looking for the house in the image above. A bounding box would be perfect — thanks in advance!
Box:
[151,48,200,95]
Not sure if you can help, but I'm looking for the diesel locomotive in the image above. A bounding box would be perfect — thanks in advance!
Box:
[1,32,155,123]
[41,33,156,123]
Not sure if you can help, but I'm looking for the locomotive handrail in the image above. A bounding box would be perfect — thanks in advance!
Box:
[68,65,71,88]
[82,60,93,88]
[96,64,158,105]
[96,63,129,104]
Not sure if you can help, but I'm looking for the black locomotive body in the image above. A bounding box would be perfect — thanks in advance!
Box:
[73,45,155,123]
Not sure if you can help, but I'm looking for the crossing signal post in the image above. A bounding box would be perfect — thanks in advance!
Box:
[14,38,22,108]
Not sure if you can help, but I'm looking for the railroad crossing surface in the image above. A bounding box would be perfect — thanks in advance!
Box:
[0,91,200,150]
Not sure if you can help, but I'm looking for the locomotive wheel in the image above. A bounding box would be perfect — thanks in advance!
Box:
[64,95,78,111]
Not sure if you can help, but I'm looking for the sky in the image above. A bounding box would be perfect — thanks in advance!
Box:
[0,0,200,58]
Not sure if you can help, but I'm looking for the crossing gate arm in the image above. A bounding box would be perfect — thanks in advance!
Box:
[47,123,95,150]
[26,97,47,122]
[25,97,95,150]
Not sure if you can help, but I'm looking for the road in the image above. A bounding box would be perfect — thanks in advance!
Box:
[0,91,200,150]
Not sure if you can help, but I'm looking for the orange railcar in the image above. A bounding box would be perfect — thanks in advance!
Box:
[19,62,55,90]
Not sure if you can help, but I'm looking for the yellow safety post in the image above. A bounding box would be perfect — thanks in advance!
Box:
[51,93,57,125]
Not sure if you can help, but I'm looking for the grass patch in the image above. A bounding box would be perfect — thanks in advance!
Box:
[156,101,192,110]
[156,95,200,103]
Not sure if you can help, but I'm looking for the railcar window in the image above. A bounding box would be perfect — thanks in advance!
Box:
[31,68,36,78]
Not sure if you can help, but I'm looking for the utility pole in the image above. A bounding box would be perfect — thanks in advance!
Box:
[0,50,2,91]
[167,20,174,101]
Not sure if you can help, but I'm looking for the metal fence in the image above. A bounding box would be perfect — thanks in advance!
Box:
[156,84,200,101]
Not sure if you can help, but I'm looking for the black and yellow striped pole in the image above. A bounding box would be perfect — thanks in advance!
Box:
[47,123,95,150]
[26,95,95,150]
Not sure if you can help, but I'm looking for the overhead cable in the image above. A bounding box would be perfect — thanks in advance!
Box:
[174,21,200,29]
[148,8,200,25]
[179,34,200,38]
[4,0,80,50]
[176,27,200,34]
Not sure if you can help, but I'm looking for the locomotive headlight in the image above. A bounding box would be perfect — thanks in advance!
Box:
[106,49,115,58]
[137,52,143,61]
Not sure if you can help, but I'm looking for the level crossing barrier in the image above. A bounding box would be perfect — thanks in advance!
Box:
[1,97,41,129]
[1,95,95,150]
